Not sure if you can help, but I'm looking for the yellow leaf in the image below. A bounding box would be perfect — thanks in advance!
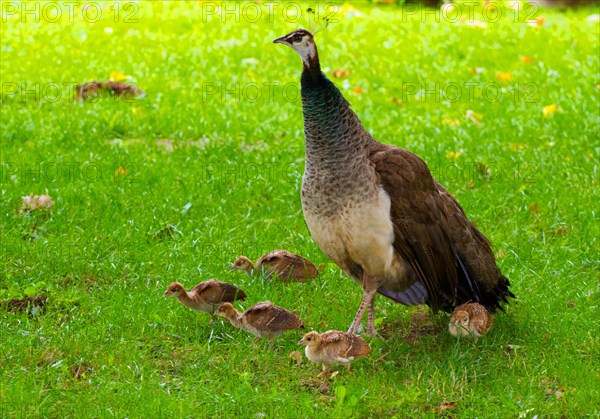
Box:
[521,55,536,64]
[543,103,558,117]
[445,150,462,160]
[332,69,351,79]
[246,69,256,78]
[109,71,130,82]
[510,143,525,151]
[496,71,513,82]
[352,86,363,94]
[527,17,545,27]
[114,166,128,177]
[442,119,460,127]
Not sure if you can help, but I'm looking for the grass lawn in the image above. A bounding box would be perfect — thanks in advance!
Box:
[1,0,599,417]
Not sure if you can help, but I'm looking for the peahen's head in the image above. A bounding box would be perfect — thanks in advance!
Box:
[273,29,318,68]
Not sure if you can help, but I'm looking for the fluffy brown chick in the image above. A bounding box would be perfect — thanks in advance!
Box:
[215,301,304,344]
[231,250,319,283]
[163,280,246,315]
[298,330,371,377]
[448,302,493,340]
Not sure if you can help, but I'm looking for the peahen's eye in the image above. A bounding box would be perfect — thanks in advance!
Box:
[292,34,303,43]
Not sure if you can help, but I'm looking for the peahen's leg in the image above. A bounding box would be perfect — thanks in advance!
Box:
[347,288,377,336]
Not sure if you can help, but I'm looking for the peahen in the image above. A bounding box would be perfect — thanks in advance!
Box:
[274,29,514,336]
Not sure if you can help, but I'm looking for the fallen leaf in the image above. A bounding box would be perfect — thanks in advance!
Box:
[4,296,47,316]
[543,103,558,117]
[246,69,256,78]
[332,69,351,78]
[318,395,333,404]
[527,16,545,27]
[554,225,567,236]
[521,55,536,64]
[496,71,513,82]
[109,71,130,82]
[288,351,303,365]
[566,301,576,307]
[496,248,506,258]
[70,363,92,380]
[114,166,128,177]
[445,150,462,160]
[528,203,539,215]
[352,86,363,94]
[152,225,178,241]
[441,118,461,127]
[391,97,403,106]
[329,371,339,379]
[435,401,458,414]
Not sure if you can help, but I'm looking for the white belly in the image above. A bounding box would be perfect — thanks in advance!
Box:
[303,187,401,279]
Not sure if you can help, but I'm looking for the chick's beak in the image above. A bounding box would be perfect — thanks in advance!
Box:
[163,291,169,297]
[297,339,305,345]
[273,35,289,45]
[230,265,236,272]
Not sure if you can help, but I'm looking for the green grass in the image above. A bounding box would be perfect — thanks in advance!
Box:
[1,1,599,417]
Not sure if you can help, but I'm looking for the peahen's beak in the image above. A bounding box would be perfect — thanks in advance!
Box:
[273,35,289,45]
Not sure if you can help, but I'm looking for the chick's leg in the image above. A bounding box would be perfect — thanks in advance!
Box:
[317,364,330,378]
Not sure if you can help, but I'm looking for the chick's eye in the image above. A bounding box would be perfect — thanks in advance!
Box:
[293,34,303,43]
[307,337,311,341]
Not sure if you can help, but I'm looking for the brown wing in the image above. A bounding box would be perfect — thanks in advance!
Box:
[370,145,513,313]
[435,183,513,311]
[243,302,304,332]
[370,146,460,311]
[321,331,371,359]
[258,250,318,281]
[191,280,246,304]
